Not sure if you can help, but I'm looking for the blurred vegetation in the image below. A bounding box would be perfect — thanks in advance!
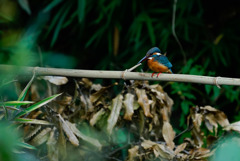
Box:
[1,0,240,160]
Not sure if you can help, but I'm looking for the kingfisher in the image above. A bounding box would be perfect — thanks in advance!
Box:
[138,47,173,77]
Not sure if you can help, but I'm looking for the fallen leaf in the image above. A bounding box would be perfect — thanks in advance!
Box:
[47,128,58,161]
[58,114,79,146]
[189,147,211,159]
[123,93,134,120]
[66,121,102,150]
[31,128,51,146]
[58,124,66,160]
[162,121,175,150]
[215,111,229,127]
[153,144,174,160]
[90,83,117,103]
[24,125,41,140]
[160,106,169,122]
[79,78,93,89]
[135,88,153,118]
[90,108,105,126]
[141,139,157,149]
[202,105,218,112]
[192,128,204,147]
[174,142,187,155]
[205,113,218,134]
[223,121,240,132]
[80,94,93,111]
[127,146,139,161]
[43,76,68,85]
[107,94,123,134]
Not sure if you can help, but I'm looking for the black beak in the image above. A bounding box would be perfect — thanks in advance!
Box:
[137,55,148,64]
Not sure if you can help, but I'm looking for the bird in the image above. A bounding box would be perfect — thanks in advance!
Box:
[138,47,173,77]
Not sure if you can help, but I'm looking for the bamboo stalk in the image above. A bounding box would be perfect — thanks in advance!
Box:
[0,64,240,87]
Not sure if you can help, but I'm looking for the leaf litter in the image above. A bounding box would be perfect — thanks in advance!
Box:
[6,78,240,161]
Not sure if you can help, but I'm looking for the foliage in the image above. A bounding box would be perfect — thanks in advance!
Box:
[0,74,61,160]
[1,77,240,161]
[1,0,240,160]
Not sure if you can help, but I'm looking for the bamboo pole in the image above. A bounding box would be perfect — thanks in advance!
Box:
[1,64,240,87]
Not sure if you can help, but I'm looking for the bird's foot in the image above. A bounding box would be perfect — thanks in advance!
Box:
[156,72,162,77]
[151,72,155,78]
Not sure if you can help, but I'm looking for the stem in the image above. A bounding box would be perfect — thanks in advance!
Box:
[172,0,186,64]
[1,65,240,87]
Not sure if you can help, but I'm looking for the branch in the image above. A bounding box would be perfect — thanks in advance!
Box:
[172,0,186,64]
[1,64,240,87]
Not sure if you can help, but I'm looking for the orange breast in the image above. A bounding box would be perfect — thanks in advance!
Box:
[147,58,168,72]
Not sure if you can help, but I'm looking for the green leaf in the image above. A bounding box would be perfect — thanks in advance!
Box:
[17,0,31,15]
[211,86,220,100]
[43,0,63,13]
[181,101,189,115]
[205,85,212,95]
[14,118,52,125]
[77,0,85,23]
[15,73,35,109]
[14,93,62,118]
[145,14,155,45]
[2,101,33,106]
[51,5,71,47]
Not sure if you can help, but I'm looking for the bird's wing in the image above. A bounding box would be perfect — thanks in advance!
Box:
[154,55,173,69]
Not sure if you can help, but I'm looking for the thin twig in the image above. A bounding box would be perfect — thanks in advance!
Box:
[1,65,240,87]
[172,0,186,64]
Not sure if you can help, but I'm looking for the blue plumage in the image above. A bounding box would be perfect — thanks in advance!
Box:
[138,47,173,75]
[152,54,173,69]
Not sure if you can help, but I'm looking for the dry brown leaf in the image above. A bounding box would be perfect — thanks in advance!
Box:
[192,128,204,147]
[80,94,93,111]
[47,128,58,161]
[160,107,169,121]
[194,113,203,128]
[223,121,240,132]
[162,121,175,150]
[150,84,173,111]
[43,76,68,85]
[202,106,229,127]
[135,88,153,118]
[24,125,41,140]
[215,112,229,127]
[90,108,105,126]
[91,84,102,91]
[141,139,175,160]
[58,124,66,160]
[174,142,187,155]
[153,144,174,160]
[107,94,123,134]
[66,121,102,150]
[127,146,139,161]
[31,128,51,146]
[123,93,134,120]
[205,119,214,133]
[56,95,72,106]
[79,78,93,89]
[141,139,157,149]
[58,114,79,146]
[205,113,218,134]
[90,83,117,103]
[202,105,218,112]
[189,147,211,159]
